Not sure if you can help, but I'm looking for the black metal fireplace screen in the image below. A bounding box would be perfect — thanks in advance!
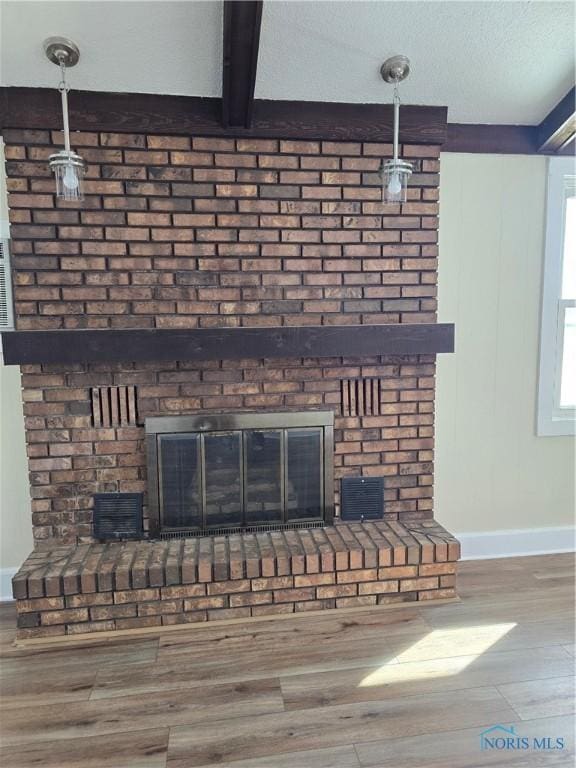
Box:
[146,411,334,537]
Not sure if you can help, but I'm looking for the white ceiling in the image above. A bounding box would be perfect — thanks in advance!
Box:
[256,1,575,124]
[0,0,574,125]
[0,1,223,97]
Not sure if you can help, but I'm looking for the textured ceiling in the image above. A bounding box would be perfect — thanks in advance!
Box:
[256,1,575,124]
[0,1,223,97]
[0,0,574,125]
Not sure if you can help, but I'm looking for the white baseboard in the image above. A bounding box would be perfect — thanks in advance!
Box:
[0,567,17,602]
[455,526,576,560]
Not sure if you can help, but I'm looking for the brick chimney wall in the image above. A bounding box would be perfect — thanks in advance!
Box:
[3,129,440,543]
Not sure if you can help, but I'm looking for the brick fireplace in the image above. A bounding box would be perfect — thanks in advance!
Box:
[2,126,459,639]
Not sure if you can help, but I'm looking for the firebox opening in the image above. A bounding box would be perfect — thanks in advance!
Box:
[146,411,334,538]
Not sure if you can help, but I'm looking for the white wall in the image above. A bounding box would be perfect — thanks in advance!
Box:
[0,365,32,570]
[435,153,575,540]
[0,137,34,591]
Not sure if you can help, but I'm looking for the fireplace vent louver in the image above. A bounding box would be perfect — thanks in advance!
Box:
[340,477,384,521]
[0,234,15,330]
[341,378,382,417]
[93,493,143,541]
[91,385,138,427]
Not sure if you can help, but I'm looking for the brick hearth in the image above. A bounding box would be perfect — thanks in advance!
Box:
[13,520,459,639]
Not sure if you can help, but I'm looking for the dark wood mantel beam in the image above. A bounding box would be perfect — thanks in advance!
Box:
[1,324,455,366]
[222,0,263,129]
[537,86,576,153]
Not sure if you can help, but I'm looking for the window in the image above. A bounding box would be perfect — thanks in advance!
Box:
[537,157,576,436]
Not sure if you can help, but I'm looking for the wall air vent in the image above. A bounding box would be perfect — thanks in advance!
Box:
[93,493,143,541]
[340,477,384,521]
[0,231,14,330]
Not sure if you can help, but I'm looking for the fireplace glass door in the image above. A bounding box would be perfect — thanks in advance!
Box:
[204,431,242,528]
[158,434,202,529]
[245,430,283,524]
[147,412,333,536]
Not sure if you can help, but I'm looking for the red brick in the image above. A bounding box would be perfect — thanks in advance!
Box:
[161,584,207,599]
[91,604,137,620]
[251,576,293,591]
[399,577,439,592]
[183,595,227,611]
[230,591,272,607]
[418,587,456,601]
[377,565,418,579]
[66,593,113,608]
[41,608,89,625]
[16,597,64,613]
[114,588,160,604]
[207,579,251,595]
[358,581,399,595]
[207,607,250,621]
[316,584,357,599]
[194,138,235,151]
[273,587,315,603]
[293,573,336,587]
[336,569,377,583]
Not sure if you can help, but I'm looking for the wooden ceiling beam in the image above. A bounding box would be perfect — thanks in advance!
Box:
[537,86,576,153]
[444,124,538,155]
[222,0,263,129]
[0,87,447,144]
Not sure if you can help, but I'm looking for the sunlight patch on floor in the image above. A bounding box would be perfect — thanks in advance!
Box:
[359,623,516,688]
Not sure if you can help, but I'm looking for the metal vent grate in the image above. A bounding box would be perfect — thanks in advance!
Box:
[93,493,143,541]
[158,520,326,540]
[341,378,382,417]
[0,238,15,329]
[340,477,384,521]
[91,386,138,427]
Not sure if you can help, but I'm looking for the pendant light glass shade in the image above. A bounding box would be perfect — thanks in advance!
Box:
[49,150,85,201]
[381,158,412,204]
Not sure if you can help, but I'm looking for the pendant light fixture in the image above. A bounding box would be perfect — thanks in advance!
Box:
[379,55,412,204]
[44,36,85,201]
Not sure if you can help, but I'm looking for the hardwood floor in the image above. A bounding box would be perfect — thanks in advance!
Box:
[0,554,574,767]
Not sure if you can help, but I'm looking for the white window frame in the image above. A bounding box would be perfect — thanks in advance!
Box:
[537,156,576,436]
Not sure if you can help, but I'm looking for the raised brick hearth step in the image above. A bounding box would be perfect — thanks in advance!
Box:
[12,520,459,640]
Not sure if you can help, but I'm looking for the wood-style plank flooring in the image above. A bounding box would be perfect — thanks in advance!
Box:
[0,554,574,767]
